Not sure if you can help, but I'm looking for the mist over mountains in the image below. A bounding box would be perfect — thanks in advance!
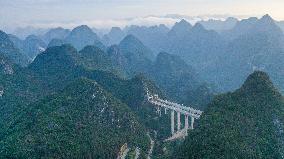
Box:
[20,14,282,94]
[1,14,284,158]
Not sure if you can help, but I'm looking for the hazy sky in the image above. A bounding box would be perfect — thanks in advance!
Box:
[1,0,284,30]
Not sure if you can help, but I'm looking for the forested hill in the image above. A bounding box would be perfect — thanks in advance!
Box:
[0,78,150,158]
[174,71,284,158]
[0,30,30,66]
[0,43,174,158]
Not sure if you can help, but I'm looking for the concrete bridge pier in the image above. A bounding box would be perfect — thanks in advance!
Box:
[185,115,189,135]
[191,117,195,130]
[157,107,161,116]
[146,91,203,140]
[177,112,181,131]
[171,110,175,135]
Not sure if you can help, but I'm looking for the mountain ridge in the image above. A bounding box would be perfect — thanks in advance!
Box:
[174,71,284,158]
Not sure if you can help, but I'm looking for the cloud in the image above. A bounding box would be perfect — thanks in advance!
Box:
[2,0,283,33]
[15,14,244,31]
[13,16,177,30]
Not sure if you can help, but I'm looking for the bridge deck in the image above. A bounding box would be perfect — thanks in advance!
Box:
[148,95,202,119]
[145,89,203,141]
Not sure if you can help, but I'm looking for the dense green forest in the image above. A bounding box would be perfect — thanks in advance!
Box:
[1,78,150,158]
[0,44,174,158]
[174,71,284,158]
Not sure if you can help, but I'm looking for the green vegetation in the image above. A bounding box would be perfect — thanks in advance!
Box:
[0,78,149,158]
[0,58,44,140]
[174,71,284,158]
[148,52,214,110]
[27,45,173,140]
[0,30,30,66]
[0,44,174,158]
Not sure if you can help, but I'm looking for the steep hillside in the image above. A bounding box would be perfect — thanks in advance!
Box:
[148,52,213,109]
[174,71,284,158]
[119,34,154,60]
[28,45,81,90]
[0,54,14,75]
[47,38,66,48]
[78,45,115,72]
[107,46,213,109]
[166,22,226,70]
[23,35,47,59]
[106,35,154,77]
[222,17,258,40]
[102,27,125,46]
[65,25,105,51]
[28,44,170,137]
[0,30,30,66]
[125,25,169,54]
[0,56,43,142]
[8,34,24,51]
[9,34,47,60]
[206,15,284,92]
[29,45,125,90]
[42,27,70,43]
[0,78,150,158]
[168,19,192,38]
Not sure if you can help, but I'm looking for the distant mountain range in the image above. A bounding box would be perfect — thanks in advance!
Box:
[1,14,284,94]
[199,17,239,32]
[104,14,284,93]
[2,14,284,93]
[206,15,284,92]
